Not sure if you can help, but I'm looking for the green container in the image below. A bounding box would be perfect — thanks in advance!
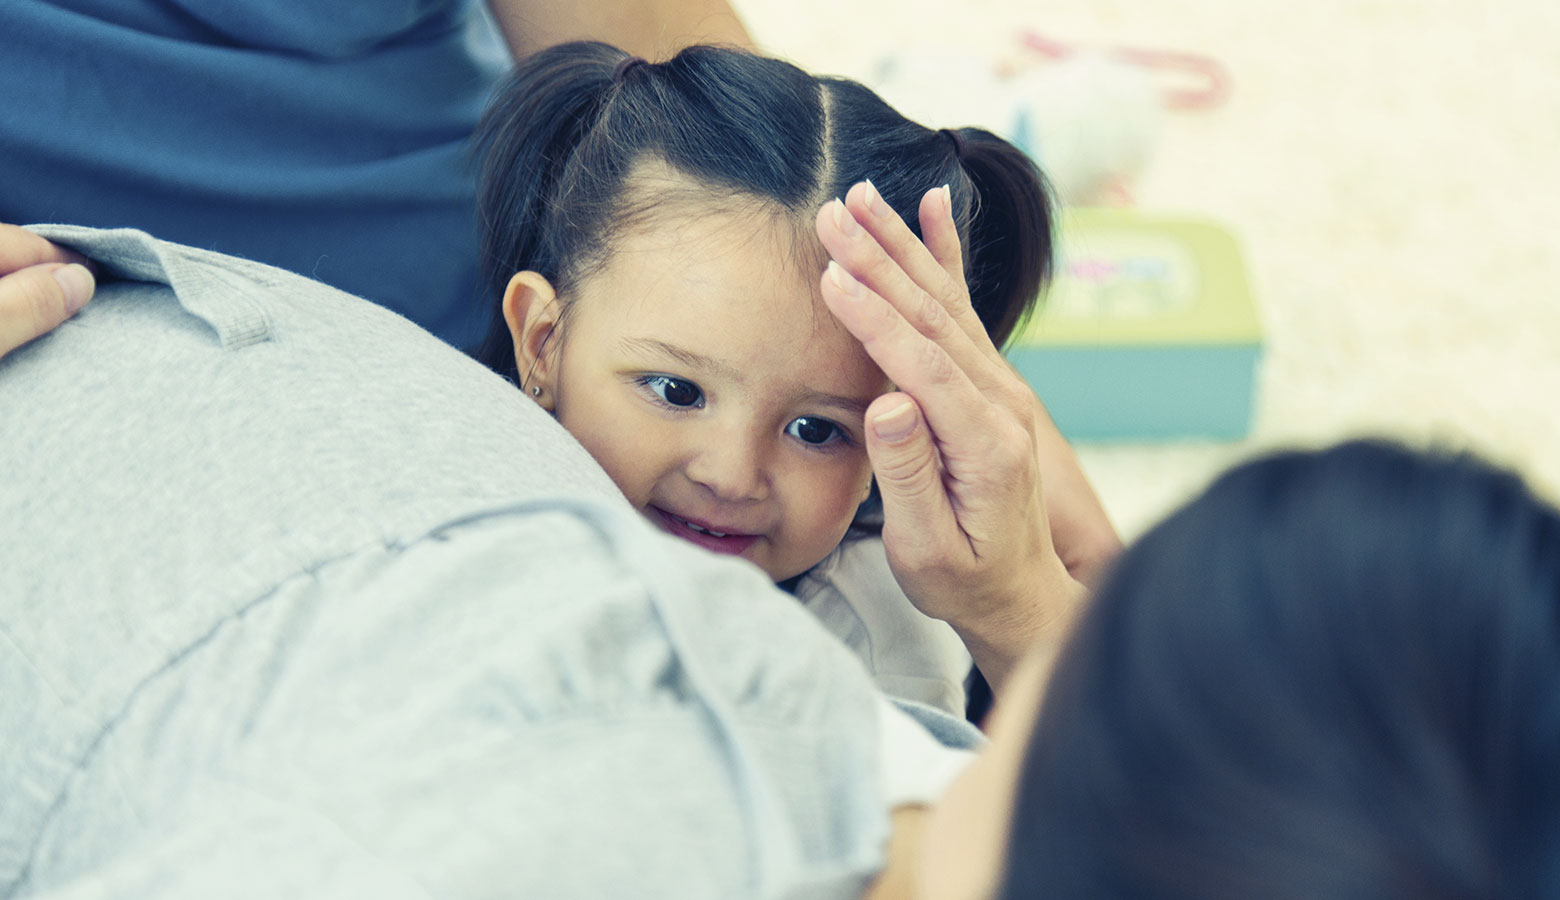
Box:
[1006,208,1263,441]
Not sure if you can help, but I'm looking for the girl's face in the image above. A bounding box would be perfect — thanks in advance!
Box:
[511,202,891,582]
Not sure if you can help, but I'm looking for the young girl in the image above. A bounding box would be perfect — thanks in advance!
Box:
[467,40,1096,716]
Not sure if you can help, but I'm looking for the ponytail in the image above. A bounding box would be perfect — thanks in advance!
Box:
[466,42,1055,381]
[470,42,826,382]
[471,41,623,380]
[950,127,1056,349]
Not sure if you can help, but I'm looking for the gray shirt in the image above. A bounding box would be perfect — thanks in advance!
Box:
[0,227,975,900]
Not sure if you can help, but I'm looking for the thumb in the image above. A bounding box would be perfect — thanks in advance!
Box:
[0,263,94,361]
[865,393,960,556]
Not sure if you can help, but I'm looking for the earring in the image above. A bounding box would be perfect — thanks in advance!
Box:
[530,385,543,397]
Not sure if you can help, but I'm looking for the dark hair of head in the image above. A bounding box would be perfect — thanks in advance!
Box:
[1002,439,1560,900]
[470,40,1055,381]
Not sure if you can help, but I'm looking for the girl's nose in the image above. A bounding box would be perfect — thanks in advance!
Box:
[685,430,769,503]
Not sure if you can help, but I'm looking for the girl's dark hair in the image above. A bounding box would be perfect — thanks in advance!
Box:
[471,41,1054,380]
[1000,439,1560,899]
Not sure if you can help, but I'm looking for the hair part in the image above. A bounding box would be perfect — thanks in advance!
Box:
[470,41,1057,382]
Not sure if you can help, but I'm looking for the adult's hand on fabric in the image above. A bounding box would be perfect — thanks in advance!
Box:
[0,225,95,361]
[814,183,1087,693]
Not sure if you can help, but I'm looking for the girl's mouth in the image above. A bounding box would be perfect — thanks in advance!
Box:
[648,506,761,556]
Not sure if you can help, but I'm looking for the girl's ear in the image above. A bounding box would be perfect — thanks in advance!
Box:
[502,271,562,412]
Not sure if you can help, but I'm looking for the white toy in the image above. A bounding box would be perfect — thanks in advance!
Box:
[865,32,1230,207]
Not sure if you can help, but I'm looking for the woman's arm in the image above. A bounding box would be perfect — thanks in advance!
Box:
[0,225,95,361]
[814,185,1091,695]
[1034,405,1123,587]
[487,0,754,61]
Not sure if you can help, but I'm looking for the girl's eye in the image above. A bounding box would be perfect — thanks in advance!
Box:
[640,375,704,409]
[786,416,847,447]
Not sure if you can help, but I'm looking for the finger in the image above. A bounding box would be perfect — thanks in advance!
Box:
[815,198,1002,390]
[0,263,95,360]
[917,185,963,280]
[863,393,970,561]
[820,258,992,444]
[915,185,979,341]
[817,195,947,335]
[847,182,967,312]
[841,182,997,361]
[0,224,92,273]
[857,181,994,360]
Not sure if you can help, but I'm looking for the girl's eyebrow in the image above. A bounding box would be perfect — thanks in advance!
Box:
[620,336,742,382]
[621,336,873,419]
[795,390,871,420]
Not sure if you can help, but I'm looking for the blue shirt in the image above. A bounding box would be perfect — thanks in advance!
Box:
[0,0,511,349]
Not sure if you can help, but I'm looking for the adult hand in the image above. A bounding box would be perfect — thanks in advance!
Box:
[815,183,1088,693]
[0,225,95,361]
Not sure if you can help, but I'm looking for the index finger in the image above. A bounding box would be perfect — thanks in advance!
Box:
[0,262,95,360]
[843,182,997,359]
[819,258,995,446]
[0,224,91,274]
[816,196,1008,398]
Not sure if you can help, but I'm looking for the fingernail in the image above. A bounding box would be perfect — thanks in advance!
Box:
[863,180,892,218]
[826,260,861,297]
[832,198,861,237]
[53,264,94,314]
[941,184,953,218]
[871,401,918,443]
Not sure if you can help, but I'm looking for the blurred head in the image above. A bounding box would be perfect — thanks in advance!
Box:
[470,42,1054,580]
[977,440,1560,899]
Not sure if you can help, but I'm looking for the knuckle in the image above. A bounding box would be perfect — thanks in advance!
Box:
[862,293,902,342]
[985,366,1039,415]
[998,379,1037,417]
[912,290,959,343]
[885,537,950,583]
[847,289,891,342]
[874,440,940,490]
[857,245,899,285]
[917,340,957,387]
[936,269,971,307]
[990,421,1033,472]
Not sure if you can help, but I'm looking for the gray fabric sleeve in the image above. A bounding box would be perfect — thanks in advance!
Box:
[20,507,895,900]
[1,227,954,900]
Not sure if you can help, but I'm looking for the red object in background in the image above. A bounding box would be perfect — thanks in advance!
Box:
[1019,30,1233,110]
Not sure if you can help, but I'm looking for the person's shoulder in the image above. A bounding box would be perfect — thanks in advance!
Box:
[30,225,427,346]
[1,226,623,613]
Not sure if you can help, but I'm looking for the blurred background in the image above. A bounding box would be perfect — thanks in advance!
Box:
[735,0,1560,540]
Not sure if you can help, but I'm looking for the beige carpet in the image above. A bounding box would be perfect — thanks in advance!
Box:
[737,0,1560,538]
